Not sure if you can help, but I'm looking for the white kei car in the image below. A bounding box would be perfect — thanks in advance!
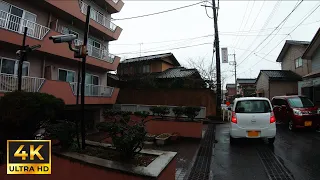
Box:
[229,97,276,144]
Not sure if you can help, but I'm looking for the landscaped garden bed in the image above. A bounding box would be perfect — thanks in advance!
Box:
[80,144,157,167]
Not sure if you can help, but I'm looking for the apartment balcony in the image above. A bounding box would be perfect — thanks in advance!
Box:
[43,0,122,41]
[0,73,45,93]
[0,74,119,105]
[74,39,115,64]
[39,80,119,105]
[0,10,50,40]
[93,0,124,14]
[0,24,120,71]
[69,82,114,97]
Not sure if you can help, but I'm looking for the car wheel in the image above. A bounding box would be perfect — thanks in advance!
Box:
[288,120,296,131]
[268,137,275,145]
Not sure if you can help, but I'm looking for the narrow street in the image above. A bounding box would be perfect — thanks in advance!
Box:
[211,123,320,180]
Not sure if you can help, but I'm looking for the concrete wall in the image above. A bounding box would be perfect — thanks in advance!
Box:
[269,81,298,99]
[117,88,217,116]
[281,46,311,76]
[256,73,269,98]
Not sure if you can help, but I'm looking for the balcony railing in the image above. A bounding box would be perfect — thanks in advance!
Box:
[69,82,114,97]
[79,1,117,32]
[0,10,50,40]
[74,39,115,63]
[0,73,45,92]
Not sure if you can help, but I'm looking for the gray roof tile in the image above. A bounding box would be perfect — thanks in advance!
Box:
[261,70,302,81]
[156,67,198,78]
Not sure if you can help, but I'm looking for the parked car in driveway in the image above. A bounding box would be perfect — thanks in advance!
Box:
[271,95,320,131]
[229,97,276,144]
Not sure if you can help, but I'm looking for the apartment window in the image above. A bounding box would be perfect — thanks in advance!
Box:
[0,1,37,35]
[295,57,303,68]
[85,73,99,85]
[143,65,150,73]
[58,69,75,82]
[0,58,29,76]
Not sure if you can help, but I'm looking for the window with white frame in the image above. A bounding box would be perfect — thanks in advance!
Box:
[0,57,29,76]
[295,57,303,68]
[0,1,37,35]
[85,73,99,85]
[58,68,75,82]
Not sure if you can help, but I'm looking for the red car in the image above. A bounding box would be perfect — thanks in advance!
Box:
[271,95,320,131]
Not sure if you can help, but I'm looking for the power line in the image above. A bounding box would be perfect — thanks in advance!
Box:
[112,1,206,21]
[230,1,250,48]
[234,0,282,59]
[234,0,256,48]
[237,0,303,66]
[251,2,320,69]
[236,0,265,50]
[115,42,213,55]
[110,32,288,46]
[238,1,320,74]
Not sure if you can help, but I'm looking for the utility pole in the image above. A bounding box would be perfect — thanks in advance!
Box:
[17,27,27,91]
[80,5,91,150]
[17,27,41,91]
[75,61,81,148]
[212,0,222,118]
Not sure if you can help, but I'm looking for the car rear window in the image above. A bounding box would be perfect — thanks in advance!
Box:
[235,100,272,113]
[287,97,314,108]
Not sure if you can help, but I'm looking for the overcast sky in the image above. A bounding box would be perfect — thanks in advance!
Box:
[109,0,320,89]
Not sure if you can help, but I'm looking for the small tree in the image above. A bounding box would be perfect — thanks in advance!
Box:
[183,107,201,121]
[149,106,170,119]
[96,110,148,160]
[172,107,185,120]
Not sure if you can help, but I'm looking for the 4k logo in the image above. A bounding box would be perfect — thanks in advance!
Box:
[7,140,51,175]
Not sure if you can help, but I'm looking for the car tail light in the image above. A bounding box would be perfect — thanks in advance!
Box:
[231,112,237,123]
[270,112,276,123]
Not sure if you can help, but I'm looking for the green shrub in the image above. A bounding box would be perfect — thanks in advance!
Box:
[45,120,77,150]
[149,106,170,119]
[0,91,65,151]
[134,111,150,119]
[172,107,185,119]
[183,107,201,121]
[97,112,148,159]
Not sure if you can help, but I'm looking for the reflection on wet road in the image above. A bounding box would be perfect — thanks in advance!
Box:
[211,124,320,180]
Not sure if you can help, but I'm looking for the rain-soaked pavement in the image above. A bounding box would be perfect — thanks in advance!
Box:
[211,123,320,180]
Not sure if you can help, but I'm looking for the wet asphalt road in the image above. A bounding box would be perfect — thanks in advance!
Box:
[211,123,320,180]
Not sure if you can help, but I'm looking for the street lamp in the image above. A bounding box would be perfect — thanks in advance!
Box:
[16,27,41,91]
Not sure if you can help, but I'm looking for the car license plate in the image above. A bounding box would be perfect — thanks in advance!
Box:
[304,121,312,126]
[247,131,259,137]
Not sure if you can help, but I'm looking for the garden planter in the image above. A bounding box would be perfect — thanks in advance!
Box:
[155,133,171,146]
[170,133,179,141]
[145,133,156,141]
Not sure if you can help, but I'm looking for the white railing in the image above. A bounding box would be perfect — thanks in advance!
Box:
[80,1,117,32]
[0,10,50,40]
[0,73,45,92]
[117,104,207,119]
[69,82,114,97]
[74,39,115,63]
